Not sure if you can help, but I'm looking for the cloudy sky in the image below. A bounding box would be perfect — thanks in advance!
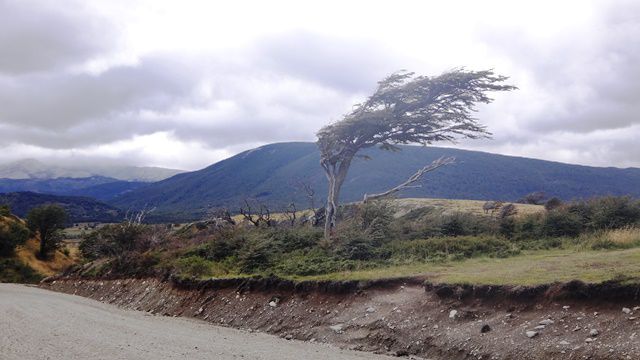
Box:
[0,0,638,170]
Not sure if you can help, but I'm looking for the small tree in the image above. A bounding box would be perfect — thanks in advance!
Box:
[317,69,515,238]
[26,204,66,259]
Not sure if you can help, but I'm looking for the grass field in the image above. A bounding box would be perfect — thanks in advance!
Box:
[392,198,544,218]
[295,247,640,285]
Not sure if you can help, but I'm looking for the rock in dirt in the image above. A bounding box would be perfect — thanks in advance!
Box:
[329,324,344,333]
[481,324,491,333]
[449,310,458,319]
[366,307,376,313]
[539,319,554,326]
[623,307,632,314]
[590,329,599,337]
[526,331,538,338]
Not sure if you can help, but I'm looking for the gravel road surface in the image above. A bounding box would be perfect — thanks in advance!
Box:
[0,284,390,360]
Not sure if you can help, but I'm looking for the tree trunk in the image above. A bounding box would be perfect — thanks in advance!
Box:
[39,231,46,259]
[322,156,352,240]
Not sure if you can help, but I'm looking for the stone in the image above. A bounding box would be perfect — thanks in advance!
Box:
[585,338,595,343]
[269,301,277,307]
[526,331,538,338]
[481,324,491,333]
[329,324,344,333]
[285,334,293,340]
[539,319,554,326]
[623,307,632,314]
[449,310,458,319]
[559,340,570,346]
[366,307,376,313]
[589,329,599,337]
[534,325,546,330]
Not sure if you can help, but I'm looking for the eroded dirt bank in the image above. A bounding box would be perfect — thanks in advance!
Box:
[42,276,640,359]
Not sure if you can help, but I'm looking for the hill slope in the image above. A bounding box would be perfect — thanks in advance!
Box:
[0,192,122,223]
[110,142,640,221]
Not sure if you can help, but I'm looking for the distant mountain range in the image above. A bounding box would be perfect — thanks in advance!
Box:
[0,159,182,202]
[0,177,147,201]
[109,142,640,221]
[0,192,122,223]
[0,159,183,182]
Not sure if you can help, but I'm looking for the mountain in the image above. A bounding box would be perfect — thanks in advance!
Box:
[110,142,640,221]
[0,159,183,182]
[0,192,123,223]
[0,177,147,201]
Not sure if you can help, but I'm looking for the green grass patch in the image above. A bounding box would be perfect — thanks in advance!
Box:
[293,247,640,285]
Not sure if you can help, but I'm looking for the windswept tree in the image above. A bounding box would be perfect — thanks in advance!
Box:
[316,69,516,239]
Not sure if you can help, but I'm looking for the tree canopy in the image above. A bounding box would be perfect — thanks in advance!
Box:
[317,69,516,239]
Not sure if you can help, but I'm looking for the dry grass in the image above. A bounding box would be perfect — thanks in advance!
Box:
[576,227,640,250]
[391,198,544,218]
[15,238,80,277]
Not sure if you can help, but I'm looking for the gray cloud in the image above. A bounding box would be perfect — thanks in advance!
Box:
[0,0,116,74]
[1,1,640,170]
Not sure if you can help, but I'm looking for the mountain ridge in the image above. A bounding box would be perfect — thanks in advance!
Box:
[0,159,183,182]
[110,142,640,221]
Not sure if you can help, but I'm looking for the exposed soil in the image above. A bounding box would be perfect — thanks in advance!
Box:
[42,275,640,359]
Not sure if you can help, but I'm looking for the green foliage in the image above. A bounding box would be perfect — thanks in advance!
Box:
[543,210,584,237]
[80,222,149,260]
[84,196,640,280]
[0,221,30,257]
[275,248,358,277]
[0,204,10,217]
[174,256,215,278]
[107,252,160,277]
[0,258,42,283]
[26,204,66,259]
[387,236,519,262]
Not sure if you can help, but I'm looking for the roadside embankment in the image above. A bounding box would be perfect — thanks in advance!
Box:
[42,275,640,359]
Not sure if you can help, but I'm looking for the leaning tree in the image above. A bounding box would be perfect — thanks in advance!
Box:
[316,69,516,239]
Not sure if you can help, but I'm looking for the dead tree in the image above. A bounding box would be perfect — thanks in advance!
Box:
[239,199,273,227]
[294,180,324,226]
[363,157,454,203]
[317,69,516,239]
[282,202,297,227]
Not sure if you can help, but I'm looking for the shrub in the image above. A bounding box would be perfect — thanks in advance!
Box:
[0,258,42,283]
[275,248,356,276]
[543,210,583,237]
[174,256,215,278]
[237,237,272,273]
[80,222,150,259]
[545,197,563,211]
[107,252,160,277]
[0,205,10,217]
[584,197,640,230]
[0,221,30,257]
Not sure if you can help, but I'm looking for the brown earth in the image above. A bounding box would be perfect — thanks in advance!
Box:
[42,275,640,360]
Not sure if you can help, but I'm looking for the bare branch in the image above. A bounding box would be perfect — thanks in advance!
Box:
[363,156,455,203]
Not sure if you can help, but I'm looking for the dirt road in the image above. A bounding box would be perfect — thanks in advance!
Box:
[0,284,391,360]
